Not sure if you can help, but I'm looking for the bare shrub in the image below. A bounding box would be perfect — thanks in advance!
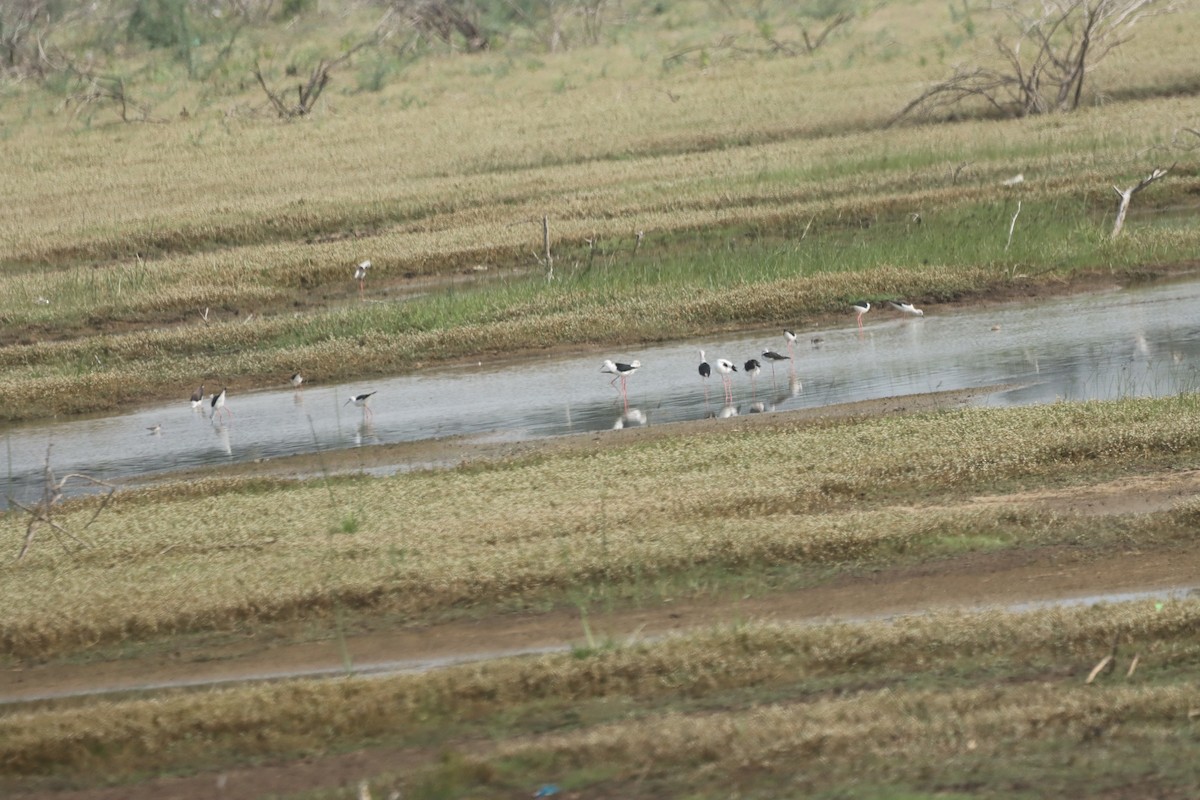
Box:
[386,0,489,52]
[253,38,377,118]
[665,0,858,67]
[892,0,1179,124]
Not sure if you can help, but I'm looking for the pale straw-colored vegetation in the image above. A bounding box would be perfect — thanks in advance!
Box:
[3,599,1197,793]
[5,394,1200,660]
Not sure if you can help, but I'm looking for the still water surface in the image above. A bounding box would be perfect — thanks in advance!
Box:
[6,276,1200,506]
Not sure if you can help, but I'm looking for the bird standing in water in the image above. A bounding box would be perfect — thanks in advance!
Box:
[600,359,640,409]
[354,260,371,300]
[761,349,790,388]
[744,358,762,399]
[852,300,871,332]
[210,387,232,422]
[714,357,738,405]
[888,299,925,317]
[345,391,376,421]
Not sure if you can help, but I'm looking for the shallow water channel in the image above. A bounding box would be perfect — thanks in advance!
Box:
[6,275,1200,507]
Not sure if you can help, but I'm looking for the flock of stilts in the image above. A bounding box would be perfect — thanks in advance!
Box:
[184,374,376,428]
[173,259,379,431]
[601,299,926,409]
[173,282,924,433]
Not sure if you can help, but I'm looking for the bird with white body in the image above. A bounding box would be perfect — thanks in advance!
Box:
[714,357,737,404]
[852,300,871,332]
[783,329,797,359]
[698,350,712,402]
[888,300,925,317]
[345,391,376,420]
[600,359,640,409]
[210,387,232,422]
[600,359,640,387]
[744,358,762,399]
[353,260,371,299]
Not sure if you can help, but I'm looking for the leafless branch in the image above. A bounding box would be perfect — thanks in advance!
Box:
[14,445,115,561]
[1006,200,1022,251]
[253,37,378,119]
[893,0,1179,125]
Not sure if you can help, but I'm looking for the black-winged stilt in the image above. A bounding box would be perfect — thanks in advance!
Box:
[345,391,376,420]
[698,350,712,402]
[784,329,797,357]
[354,260,371,299]
[888,300,925,317]
[715,357,737,404]
[744,358,761,398]
[147,424,162,435]
[210,387,232,421]
[291,372,304,389]
[761,349,789,387]
[852,300,871,332]
[190,385,205,410]
[601,359,640,408]
[600,359,640,387]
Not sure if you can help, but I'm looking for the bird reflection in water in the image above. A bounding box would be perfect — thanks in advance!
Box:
[354,420,378,446]
[212,420,232,456]
[612,408,646,430]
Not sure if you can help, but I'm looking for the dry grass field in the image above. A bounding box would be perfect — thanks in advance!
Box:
[3,0,1200,796]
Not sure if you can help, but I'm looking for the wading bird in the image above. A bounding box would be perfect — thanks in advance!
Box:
[715,357,738,404]
[744,358,762,398]
[290,372,304,389]
[354,260,371,299]
[761,349,790,387]
[784,329,797,357]
[190,385,205,410]
[698,350,712,402]
[600,359,640,408]
[888,299,925,317]
[345,391,376,420]
[852,300,871,332]
[210,387,232,422]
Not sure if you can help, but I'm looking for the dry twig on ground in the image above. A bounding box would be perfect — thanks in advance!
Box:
[11,445,114,561]
[1111,164,1172,239]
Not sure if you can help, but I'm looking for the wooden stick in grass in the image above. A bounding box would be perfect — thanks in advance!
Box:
[1111,165,1172,239]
